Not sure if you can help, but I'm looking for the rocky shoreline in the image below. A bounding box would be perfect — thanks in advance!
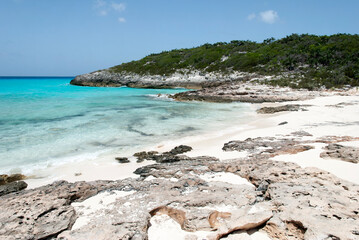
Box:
[2,77,359,239]
[1,133,359,239]
[70,69,263,89]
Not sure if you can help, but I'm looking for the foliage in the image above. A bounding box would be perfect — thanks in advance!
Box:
[108,34,359,89]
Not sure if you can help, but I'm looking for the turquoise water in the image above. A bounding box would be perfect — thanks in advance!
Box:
[0,77,252,174]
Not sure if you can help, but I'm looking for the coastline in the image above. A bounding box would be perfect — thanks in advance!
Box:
[25,91,359,188]
[2,87,359,239]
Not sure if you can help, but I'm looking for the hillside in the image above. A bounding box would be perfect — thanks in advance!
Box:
[72,34,359,90]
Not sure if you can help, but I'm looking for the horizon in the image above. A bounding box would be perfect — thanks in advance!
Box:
[1,0,358,76]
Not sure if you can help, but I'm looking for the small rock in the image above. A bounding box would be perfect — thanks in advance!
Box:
[320,144,359,163]
[257,104,302,114]
[278,121,288,125]
[0,173,26,185]
[0,180,27,196]
[168,145,193,155]
[115,157,130,163]
[133,151,158,162]
[74,173,82,176]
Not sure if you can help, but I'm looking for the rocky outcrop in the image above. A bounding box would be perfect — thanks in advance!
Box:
[70,70,258,89]
[320,143,359,163]
[172,82,318,103]
[0,181,27,196]
[222,137,314,157]
[115,157,130,163]
[132,145,193,163]
[0,173,28,196]
[256,104,309,114]
[1,154,359,239]
[0,173,26,185]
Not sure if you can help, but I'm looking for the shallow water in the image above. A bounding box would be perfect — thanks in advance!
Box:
[0,77,253,174]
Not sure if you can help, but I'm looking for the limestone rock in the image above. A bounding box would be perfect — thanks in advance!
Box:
[0,180,27,196]
[320,143,359,163]
[172,82,317,103]
[168,145,193,155]
[115,157,130,163]
[0,173,26,185]
[256,104,304,114]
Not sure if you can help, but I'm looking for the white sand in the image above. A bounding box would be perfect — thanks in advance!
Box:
[199,172,254,187]
[71,190,135,230]
[25,94,359,188]
[147,214,271,240]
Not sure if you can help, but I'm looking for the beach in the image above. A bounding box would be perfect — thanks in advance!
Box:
[2,85,359,239]
[23,90,359,189]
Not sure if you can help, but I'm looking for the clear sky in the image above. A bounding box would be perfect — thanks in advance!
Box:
[0,0,358,76]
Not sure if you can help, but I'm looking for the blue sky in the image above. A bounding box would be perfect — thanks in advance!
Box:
[0,0,358,76]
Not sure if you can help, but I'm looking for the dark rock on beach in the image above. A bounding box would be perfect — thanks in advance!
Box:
[133,151,158,162]
[278,121,288,125]
[320,143,359,163]
[0,173,26,185]
[168,145,193,155]
[256,104,308,114]
[133,145,193,163]
[115,157,130,163]
[0,180,28,196]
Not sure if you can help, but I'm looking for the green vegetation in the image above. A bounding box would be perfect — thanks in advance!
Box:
[109,34,359,89]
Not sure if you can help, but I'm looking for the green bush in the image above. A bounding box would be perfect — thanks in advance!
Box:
[107,34,359,89]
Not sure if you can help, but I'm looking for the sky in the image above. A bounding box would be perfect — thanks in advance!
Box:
[0,0,358,76]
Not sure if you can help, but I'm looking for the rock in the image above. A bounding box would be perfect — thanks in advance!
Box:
[70,69,259,89]
[1,149,359,239]
[168,145,193,155]
[0,180,123,239]
[115,157,130,163]
[278,121,288,125]
[133,146,194,163]
[133,151,158,162]
[291,130,313,137]
[0,173,26,185]
[320,143,359,163]
[222,137,314,157]
[172,82,317,103]
[256,104,304,114]
[0,180,27,196]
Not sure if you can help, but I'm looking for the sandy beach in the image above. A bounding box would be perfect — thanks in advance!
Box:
[25,91,359,188]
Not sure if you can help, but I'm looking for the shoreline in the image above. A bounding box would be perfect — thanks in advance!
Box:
[24,91,359,188]
[2,87,359,239]
[23,103,261,189]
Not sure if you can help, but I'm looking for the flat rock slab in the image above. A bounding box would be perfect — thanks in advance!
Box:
[320,143,359,163]
[1,156,359,239]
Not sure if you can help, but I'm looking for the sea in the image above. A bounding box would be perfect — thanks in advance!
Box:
[0,77,253,175]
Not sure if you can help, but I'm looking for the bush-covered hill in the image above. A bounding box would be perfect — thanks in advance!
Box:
[109,34,359,89]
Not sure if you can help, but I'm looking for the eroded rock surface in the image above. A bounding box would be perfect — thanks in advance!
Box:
[0,180,28,197]
[172,82,318,103]
[320,143,359,163]
[0,173,26,185]
[133,145,193,163]
[70,70,258,89]
[256,104,309,114]
[2,154,359,239]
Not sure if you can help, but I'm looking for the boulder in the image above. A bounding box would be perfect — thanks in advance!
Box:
[320,143,359,163]
[0,173,26,185]
[0,180,27,196]
[256,104,310,114]
[115,157,130,163]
